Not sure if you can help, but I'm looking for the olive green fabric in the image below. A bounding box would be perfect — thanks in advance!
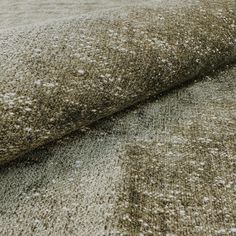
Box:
[1,65,235,236]
[1,0,236,164]
[1,0,236,235]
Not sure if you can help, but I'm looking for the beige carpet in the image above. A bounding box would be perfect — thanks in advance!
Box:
[1,65,235,235]
[1,0,236,164]
[0,0,236,235]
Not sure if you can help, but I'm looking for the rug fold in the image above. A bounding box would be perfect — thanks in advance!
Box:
[0,0,236,164]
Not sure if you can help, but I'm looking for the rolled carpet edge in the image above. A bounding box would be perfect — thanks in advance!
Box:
[0,0,236,164]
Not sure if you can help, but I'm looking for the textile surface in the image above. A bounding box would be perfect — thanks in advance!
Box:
[0,0,235,235]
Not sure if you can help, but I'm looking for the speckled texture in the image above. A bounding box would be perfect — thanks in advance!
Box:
[1,0,236,164]
[0,0,164,29]
[1,1,236,235]
[0,65,235,235]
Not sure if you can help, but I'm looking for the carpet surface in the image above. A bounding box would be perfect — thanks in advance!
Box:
[1,0,236,163]
[0,0,236,235]
[0,65,235,235]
